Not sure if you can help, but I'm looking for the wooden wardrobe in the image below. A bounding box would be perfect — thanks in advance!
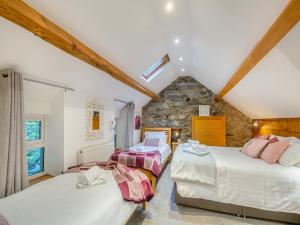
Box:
[192,116,226,146]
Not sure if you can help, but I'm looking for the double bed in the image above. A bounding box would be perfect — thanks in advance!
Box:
[171,144,300,224]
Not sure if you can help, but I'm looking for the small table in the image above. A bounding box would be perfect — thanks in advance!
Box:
[171,142,180,154]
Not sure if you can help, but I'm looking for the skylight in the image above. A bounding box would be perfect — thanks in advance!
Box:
[141,54,170,82]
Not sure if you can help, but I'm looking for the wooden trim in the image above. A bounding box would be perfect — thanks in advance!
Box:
[0,0,159,100]
[216,0,300,100]
[141,127,172,146]
[252,118,300,139]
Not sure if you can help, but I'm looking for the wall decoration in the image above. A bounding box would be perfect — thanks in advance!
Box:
[135,115,141,130]
[86,98,104,141]
[199,105,210,116]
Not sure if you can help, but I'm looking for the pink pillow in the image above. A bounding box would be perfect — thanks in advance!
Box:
[242,139,269,158]
[255,134,270,140]
[260,141,289,164]
[144,138,160,147]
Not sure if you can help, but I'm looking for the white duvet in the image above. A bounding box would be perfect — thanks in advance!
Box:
[171,144,216,185]
[171,145,300,214]
[129,143,171,165]
[0,171,136,225]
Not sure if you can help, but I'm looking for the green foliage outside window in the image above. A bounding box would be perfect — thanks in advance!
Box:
[25,121,41,141]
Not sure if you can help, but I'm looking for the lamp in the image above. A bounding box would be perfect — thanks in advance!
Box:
[253,120,261,128]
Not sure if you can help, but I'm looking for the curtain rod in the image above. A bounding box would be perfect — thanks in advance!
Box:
[114,98,129,104]
[23,77,74,92]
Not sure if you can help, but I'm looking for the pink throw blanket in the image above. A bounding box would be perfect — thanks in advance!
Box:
[67,161,154,203]
[110,150,162,177]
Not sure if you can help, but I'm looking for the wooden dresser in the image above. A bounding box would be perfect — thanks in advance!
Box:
[192,116,226,146]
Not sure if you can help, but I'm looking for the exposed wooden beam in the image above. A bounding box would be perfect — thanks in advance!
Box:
[0,0,159,100]
[216,0,300,100]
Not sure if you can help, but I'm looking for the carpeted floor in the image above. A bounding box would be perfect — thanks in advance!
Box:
[127,164,288,225]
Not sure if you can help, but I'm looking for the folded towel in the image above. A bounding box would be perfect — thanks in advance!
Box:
[192,144,207,151]
[77,166,106,189]
[184,148,209,156]
[188,139,200,145]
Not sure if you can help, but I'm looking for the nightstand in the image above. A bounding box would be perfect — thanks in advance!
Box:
[171,142,180,154]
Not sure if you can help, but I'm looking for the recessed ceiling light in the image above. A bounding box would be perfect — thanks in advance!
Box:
[179,57,183,61]
[181,68,185,72]
[166,2,174,12]
[174,38,180,44]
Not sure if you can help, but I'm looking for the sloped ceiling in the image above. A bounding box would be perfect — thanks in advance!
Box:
[1,0,298,118]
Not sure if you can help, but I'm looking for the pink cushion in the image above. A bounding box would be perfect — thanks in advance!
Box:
[144,138,160,147]
[242,139,270,158]
[260,141,289,164]
[255,134,270,140]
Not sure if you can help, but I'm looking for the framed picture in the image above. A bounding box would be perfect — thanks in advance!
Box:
[135,115,141,130]
[199,105,210,116]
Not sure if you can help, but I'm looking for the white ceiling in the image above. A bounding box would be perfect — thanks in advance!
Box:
[1,0,299,118]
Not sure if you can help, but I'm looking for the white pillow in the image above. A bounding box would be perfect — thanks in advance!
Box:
[278,143,300,166]
[269,134,287,142]
[287,136,300,144]
[270,135,300,143]
[144,131,166,145]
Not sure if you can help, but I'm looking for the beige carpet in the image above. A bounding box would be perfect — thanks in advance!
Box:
[127,164,287,225]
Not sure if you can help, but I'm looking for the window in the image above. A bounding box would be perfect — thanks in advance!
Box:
[25,116,46,178]
[141,54,170,82]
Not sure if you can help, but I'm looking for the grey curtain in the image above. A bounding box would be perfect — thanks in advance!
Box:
[0,70,28,198]
[116,102,135,149]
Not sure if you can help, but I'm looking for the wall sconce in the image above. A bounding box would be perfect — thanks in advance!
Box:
[253,120,261,128]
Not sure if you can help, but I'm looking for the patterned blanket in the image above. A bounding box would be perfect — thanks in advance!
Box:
[110,150,162,177]
[67,161,154,203]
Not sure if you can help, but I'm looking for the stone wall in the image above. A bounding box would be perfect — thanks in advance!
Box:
[142,76,252,147]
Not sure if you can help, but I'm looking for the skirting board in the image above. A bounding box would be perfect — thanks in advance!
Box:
[174,184,300,224]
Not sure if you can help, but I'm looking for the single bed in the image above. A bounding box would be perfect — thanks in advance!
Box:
[171,144,300,224]
[0,143,138,225]
[0,171,136,225]
[126,127,172,191]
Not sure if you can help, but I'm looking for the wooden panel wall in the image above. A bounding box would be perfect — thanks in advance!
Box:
[253,118,300,139]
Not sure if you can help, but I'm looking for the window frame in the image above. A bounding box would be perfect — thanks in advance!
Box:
[141,54,170,82]
[25,115,47,179]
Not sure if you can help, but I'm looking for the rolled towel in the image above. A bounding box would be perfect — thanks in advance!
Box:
[188,139,200,146]
[77,166,106,189]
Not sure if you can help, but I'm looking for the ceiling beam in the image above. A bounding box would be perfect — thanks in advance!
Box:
[216,0,300,100]
[0,0,159,100]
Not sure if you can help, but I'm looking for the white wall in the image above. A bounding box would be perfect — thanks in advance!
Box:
[63,90,115,170]
[47,91,64,175]
[24,101,50,115]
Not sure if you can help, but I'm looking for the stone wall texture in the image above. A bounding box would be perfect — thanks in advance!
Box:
[142,76,252,147]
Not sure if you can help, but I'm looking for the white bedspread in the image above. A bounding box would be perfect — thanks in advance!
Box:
[129,143,171,165]
[0,171,136,225]
[171,144,216,185]
[171,146,300,214]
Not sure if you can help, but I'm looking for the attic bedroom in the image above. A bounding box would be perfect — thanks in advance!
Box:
[0,0,299,225]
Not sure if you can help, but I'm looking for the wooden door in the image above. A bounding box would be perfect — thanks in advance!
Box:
[192,116,226,146]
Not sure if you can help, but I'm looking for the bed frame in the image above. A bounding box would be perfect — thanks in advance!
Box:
[174,184,300,224]
[139,127,172,192]
[141,127,172,146]
[174,118,300,224]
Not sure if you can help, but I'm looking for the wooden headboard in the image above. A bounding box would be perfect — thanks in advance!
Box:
[253,118,300,139]
[141,127,172,146]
